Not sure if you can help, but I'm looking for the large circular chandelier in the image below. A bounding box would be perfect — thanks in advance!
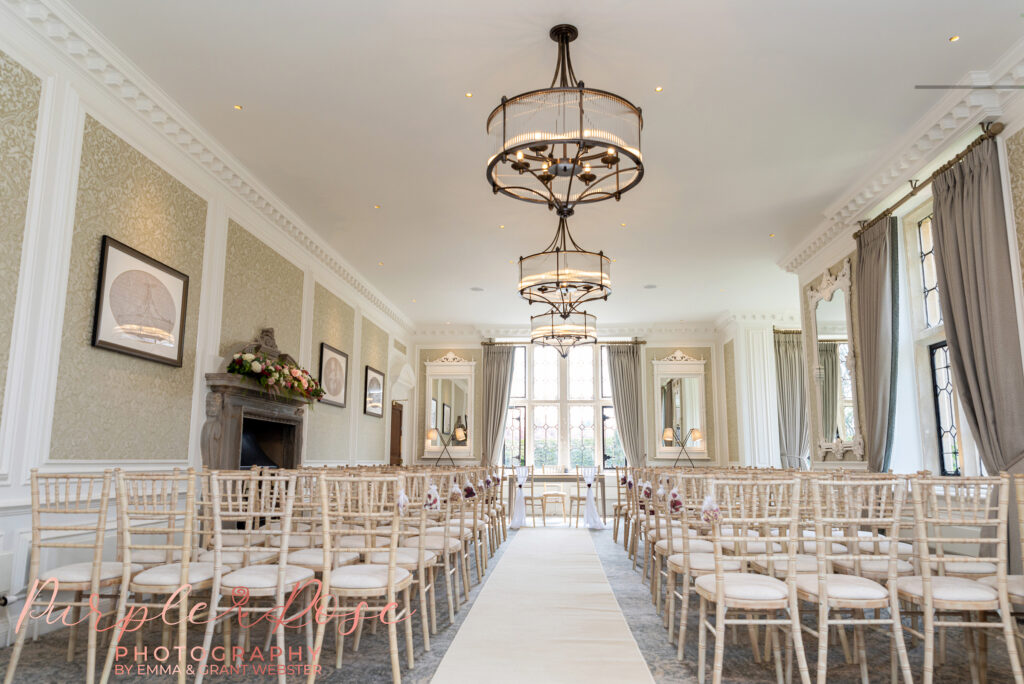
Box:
[485,24,644,215]
[530,309,597,357]
[518,214,610,316]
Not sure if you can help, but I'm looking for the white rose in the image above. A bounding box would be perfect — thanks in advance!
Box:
[233,353,241,360]
[250,361,262,373]
[242,353,255,361]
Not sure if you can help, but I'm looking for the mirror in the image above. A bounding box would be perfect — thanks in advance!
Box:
[428,377,469,447]
[659,377,706,449]
[815,289,855,443]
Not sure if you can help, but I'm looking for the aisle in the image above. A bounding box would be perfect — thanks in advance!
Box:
[431,528,654,683]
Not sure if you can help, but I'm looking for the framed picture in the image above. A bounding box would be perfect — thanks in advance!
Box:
[430,398,437,429]
[363,366,385,417]
[91,235,188,367]
[442,403,452,434]
[318,343,349,408]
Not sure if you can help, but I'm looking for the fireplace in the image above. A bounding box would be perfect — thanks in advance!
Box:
[201,372,305,470]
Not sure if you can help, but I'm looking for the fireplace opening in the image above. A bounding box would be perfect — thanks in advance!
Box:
[240,416,297,469]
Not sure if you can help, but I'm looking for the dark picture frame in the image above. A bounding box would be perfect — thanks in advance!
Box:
[318,343,349,408]
[442,403,452,434]
[91,235,188,367]
[364,365,385,417]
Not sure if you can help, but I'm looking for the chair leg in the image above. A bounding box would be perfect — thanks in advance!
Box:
[889,596,913,684]
[418,570,431,651]
[666,569,676,638]
[677,579,691,661]
[67,590,82,663]
[816,602,829,684]
[404,588,414,670]
[387,602,400,684]
[443,556,456,623]
[1000,598,1024,684]
[789,597,811,684]
[712,602,727,684]
[697,597,708,684]
[855,610,869,684]
[771,622,784,684]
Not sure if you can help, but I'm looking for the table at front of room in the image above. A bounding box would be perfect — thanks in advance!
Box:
[505,472,607,525]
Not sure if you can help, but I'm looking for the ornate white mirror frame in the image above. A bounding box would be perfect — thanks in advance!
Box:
[424,352,476,459]
[651,350,708,461]
[806,258,865,462]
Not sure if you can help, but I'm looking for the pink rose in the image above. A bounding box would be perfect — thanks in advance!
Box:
[291,368,301,378]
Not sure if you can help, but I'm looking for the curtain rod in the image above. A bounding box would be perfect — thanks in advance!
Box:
[852,121,1003,240]
[773,328,803,334]
[481,338,646,346]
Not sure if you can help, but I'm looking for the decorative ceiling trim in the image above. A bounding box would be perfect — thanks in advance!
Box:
[657,349,704,363]
[412,320,725,341]
[426,351,473,365]
[780,39,1024,274]
[5,0,413,331]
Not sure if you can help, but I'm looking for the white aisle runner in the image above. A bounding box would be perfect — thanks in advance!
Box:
[431,528,654,683]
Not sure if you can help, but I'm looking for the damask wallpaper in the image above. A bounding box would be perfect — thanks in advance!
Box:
[0,51,41,428]
[219,221,304,358]
[723,339,739,463]
[1003,128,1024,286]
[415,347,483,462]
[358,317,390,462]
[645,347,718,464]
[51,117,207,460]
[306,282,354,462]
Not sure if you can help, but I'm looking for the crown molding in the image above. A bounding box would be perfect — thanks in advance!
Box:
[780,38,1024,275]
[412,319,728,343]
[4,0,413,332]
[715,310,801,330]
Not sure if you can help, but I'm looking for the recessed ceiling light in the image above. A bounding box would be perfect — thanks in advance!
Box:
[377,261,384,266]
[233,104,243,110]
[373,204,381,209]
[411,298,417,303]
[949,35,960,42]
[620,223,626,227]
[644,284,657,290]
[509,259,515,264]
[499,224,505,229]
[465,92,473,98]
[445,321,452,325]
[612,258,617,263]
[769,233,776,237]
[470,286,484,292]
[654,86,663,92]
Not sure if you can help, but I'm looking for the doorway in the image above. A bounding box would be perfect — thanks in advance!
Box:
[389,401,403,466]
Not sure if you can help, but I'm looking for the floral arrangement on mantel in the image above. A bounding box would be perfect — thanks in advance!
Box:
[225,328,324,404]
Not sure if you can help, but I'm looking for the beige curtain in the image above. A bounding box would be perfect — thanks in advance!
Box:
[855,216,900,472]
[606,344,646,468]
[481,346,516,466]
[818,341,839,442]
[774,332,808,469]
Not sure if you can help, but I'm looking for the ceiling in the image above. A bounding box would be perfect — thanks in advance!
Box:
[69,0,1024,327]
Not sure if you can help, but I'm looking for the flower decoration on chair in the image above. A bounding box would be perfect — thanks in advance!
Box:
[700,495,721,524]
[669,488,683,512]
[227,352,324,403]
[425,484,440,511]
[463,481,477,499]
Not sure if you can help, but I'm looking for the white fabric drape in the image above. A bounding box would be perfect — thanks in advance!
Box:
[580,467,608,529]
[509,466,529,529]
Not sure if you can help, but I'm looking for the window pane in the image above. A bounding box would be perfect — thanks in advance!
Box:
[502,406,525,467]
[509,346,526,399]
[925,289,942,328]
[918,214,943,328]
[602,406,626,468]
[569,405,595,467]
[532,405,559,467]
[568,346,594,400]
[930,342,960,475]
[600,346,612,398]
[838,343,853,401]
[532,346,559,400]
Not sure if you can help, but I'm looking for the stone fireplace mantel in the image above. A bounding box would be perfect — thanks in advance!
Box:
[200,373,305,470]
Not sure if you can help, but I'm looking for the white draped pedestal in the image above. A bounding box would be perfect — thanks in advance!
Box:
[432,529,653,683]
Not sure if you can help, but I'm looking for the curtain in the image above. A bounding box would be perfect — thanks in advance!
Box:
[509,466,529,529]
[932,137,1024,476]
[580,467,608,529]
[774,332,808,469]
[606,343,646,468]
[855,215,900,472]
[818,341,839,442]
[481,345,516,466]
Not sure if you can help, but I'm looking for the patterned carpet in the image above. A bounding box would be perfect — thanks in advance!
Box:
[0,524,1018,683]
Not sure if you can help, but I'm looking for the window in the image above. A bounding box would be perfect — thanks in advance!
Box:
[600,346,613,399]
[929,342,961,476]
[837,342,855,441]
[917,213,942,328]
[502,345,622,469]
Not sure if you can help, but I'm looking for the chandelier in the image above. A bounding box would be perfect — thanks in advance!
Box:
[530,309,597,357]
[485,24,644,215]
[518,214,610,316]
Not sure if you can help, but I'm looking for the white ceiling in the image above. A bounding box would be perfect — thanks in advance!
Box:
[69,0,1024,327]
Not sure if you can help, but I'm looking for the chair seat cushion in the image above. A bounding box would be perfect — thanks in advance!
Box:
[401,536,461,553]
[368,549,437,566]
[334,535,390,549]
[979,574,1024,600]
[133,562,218,587]
[267,534,315,548]
[655,538,714,554]
[668,552,740,573]
[329,564,410,590]
[763,554,817,575]
[221,564,314,590]
[929,560,999,575]
[895,575,998,603]
[47,561,136,584]
[856,534,913,555]
[198,549,276,565]
[833,557,913,575]
[695,572,789,601]
[721,540,782,554]
[287,548,359,568]
[796,573,888,601]
[131,549,183,564]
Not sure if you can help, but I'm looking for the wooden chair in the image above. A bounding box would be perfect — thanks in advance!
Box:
[897,474,1024,684]
[102,469,208,684]
[5,471,122,684]
[401,472,463,622]
[612,466,629,543]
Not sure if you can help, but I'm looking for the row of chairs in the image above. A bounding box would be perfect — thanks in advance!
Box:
[4,464,507,684]
[616,466,1024,684]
